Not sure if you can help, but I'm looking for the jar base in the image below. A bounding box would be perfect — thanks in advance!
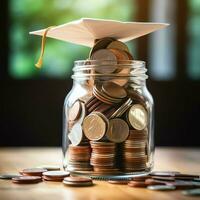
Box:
[64,167,153,180]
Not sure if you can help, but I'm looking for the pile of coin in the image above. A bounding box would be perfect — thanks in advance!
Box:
[122,129,148,172]
[66,38,149,174]
[67,144,92,171]
[107,171,200,196]
[90,141,117,173]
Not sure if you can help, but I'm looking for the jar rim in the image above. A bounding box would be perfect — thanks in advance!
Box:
[74,60,145,67]
[72,60,148,83]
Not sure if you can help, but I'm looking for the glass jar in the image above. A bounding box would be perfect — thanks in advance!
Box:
[62,60,154,179]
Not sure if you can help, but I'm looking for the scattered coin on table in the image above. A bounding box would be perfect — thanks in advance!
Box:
[108,180,129,184]
[147,185,176,191]
[182,188,200,196]
[20,168,47,176]
[0,174,21,180]
[63,176,93,187]
[12,176,42,184]
[36,165,61,171]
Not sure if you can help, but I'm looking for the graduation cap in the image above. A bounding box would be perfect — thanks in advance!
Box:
[30,18,169,68]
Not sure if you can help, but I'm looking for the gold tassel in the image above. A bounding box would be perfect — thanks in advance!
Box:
[35,26,55,68]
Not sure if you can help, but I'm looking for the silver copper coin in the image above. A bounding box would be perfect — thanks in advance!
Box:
[89,37,115,58]
[82,112,107,141]
[128,104,148,130]
[90,49,117,74]
[68,100,82,121]
[182,189,200,196]
[106,118,129,143]
[43,171,70,178]
[102,82,127,99]
[107,40,130,53]
[12,176,42,184]
[0,174,21,180]
[110,98,132,118]
[147,185,176,191]
[68,123,83,146]
[109,48,130,61]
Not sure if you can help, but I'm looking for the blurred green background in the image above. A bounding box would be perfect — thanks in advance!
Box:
[9,0,135,79]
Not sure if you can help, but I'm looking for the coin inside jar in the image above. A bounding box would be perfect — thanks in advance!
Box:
[89,37,115,58]
[128,104,147,130]
[107,40,130,53]
[102,82,127,99]
[68,100,82,121]
[82,112,107,141]
[106,118,129,143]
[68,123,83,146]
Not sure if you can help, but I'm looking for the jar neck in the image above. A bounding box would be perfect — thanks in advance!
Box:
[72,60,148,88]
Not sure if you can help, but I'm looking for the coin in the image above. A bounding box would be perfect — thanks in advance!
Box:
[68,123,83,146]
[12,176,42,184]
[107,40,129,53]
[20,168,47,176]
[90,49,117,74]
[89,37,115,58]
[106,118,129,143]
[133,175,152,181]
[111,67,130,86]
[150,171,181,177]
[108,180,129,184]
[68,100,82,121]
[36,165,61,171]
[110,98,132,118]
[182,189,200,196]
[145,178,166,186]
[102,82,127,99]
[83,112,107,141]
[43,171,70,178]
[0,174,21,180]
[128,104,147,130]
[43,175,64,182]
[128,181,146,187]
[109,48,129,60]
[147,185,176,191]
[63,176,93,187]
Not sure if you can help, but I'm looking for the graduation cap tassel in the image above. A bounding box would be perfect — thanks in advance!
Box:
[35,26,55,68]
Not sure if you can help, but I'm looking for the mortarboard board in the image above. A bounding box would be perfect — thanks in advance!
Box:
[30,18,169,67]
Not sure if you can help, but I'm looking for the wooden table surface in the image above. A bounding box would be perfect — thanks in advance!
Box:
[0,147,199,200]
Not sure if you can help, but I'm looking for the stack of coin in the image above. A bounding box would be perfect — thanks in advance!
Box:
[93,82,127,105]
[67,144,92,172]
[122,129,148,172]
[90,141,117,172]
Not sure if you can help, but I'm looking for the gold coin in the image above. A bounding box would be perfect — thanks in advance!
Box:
[89,37,115,58]
[68,123,83,146]
[128,104,148,130]
[82,112,107,141]
[106,118,129,143]
[107,40,129,53]
[102,82,127,99]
